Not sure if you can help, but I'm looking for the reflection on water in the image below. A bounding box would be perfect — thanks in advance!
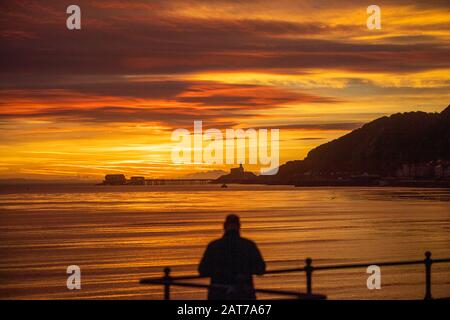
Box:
[0,185,449,299]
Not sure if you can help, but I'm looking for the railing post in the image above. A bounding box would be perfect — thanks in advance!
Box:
[163,267,171,300]
[305,258,313,295]
[424,251,432,300]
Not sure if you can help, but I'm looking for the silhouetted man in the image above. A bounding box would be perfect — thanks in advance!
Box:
[198,214,266,300]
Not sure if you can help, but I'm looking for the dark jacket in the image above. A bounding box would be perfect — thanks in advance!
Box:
[198,230,266,300]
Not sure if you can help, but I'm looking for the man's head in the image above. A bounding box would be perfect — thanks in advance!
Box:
[224,214,240,232]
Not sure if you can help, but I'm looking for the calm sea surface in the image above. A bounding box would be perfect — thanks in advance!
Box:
[0,185,449,299]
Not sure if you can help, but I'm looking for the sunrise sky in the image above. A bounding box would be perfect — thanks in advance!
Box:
[1,0,449,180]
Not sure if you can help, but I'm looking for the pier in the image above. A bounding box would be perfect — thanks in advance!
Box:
[101,174,213,185]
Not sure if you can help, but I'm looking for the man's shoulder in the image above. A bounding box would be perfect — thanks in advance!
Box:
[207,238,224,248]
[238,236,258,248]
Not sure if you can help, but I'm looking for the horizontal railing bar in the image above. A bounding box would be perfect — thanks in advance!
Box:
[266,258,450,273]
[140,258,450,284]
[312,258,450,271]
[433,258,450,263]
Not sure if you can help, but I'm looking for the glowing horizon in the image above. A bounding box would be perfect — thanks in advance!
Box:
[1,0,449,180]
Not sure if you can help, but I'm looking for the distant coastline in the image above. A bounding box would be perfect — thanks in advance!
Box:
[210,165,450,188]
[4,106,449,189]
[213,106,450,188]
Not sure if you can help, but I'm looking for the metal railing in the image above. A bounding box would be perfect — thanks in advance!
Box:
[140,251,450,300]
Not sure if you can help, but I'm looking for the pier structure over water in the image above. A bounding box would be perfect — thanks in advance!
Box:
[101,174,212,185]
